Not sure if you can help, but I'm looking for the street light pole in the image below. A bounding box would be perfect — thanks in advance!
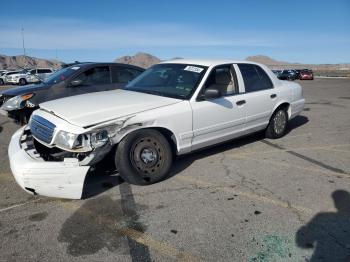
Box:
[21,26,26,57]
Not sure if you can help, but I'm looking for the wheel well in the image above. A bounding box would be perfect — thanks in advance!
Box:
[274,102,291,119]
[116,127,179,155]
[152,127,178,155]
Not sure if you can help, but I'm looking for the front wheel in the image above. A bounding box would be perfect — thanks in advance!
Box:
[265,108,288,139]
[115,129,173,185]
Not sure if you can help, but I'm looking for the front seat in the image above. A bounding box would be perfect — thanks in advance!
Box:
[210,70,234,96]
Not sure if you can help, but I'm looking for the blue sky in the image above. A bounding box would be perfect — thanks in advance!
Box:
[0,0,349,63]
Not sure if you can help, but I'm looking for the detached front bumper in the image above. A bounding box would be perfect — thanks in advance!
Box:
[9,127,91,199]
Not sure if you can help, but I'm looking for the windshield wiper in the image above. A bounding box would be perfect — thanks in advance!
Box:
[127,88,166,97]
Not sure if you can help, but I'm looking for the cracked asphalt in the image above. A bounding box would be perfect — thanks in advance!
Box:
[1,78,350,261]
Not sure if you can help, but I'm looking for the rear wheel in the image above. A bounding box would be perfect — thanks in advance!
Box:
[115,129,173,185]
[265,108,288,139]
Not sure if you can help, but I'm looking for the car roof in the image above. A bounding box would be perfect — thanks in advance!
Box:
[64,62,144,70]
[159,59,265,67]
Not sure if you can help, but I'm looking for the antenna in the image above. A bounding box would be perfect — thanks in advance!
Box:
[21,26,26,57]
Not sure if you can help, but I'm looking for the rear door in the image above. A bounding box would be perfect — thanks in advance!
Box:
[237,63,277,133]
[37,69,53,81]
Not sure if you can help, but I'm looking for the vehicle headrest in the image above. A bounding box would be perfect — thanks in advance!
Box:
[215,71,231,85]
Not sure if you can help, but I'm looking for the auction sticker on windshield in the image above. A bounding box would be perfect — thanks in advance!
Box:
[71,67,80,70]
[184,66,204,73]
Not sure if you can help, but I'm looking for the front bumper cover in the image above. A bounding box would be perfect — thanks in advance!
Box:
[9,127,91,199]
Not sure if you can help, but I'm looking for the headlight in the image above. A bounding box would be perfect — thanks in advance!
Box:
[55,131,85,150]
[0,93,34,111]
[54,130,110,152]
[90,130,109,148]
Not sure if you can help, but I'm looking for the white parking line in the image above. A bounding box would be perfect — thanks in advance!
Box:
[0,198,42,213]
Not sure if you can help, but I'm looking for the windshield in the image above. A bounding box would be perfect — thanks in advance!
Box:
[44,66,80,85]
[124,63,208,99]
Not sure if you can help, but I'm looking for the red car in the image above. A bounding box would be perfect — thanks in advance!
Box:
[299,70,314,80]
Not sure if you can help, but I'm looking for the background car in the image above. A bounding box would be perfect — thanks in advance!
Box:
[299,69,314,80]
[13,68,55,85]
[277,69,298,80]
[0,62,144,123]
[272,70,281,76]
[0,70,22,85]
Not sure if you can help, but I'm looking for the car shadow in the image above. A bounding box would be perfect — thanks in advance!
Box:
[81,115,309,198]
[167,115,309,180]
[81,152,124,199]
[295,190,350,261]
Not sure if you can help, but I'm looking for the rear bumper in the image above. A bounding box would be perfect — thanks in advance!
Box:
[9,127,90,199]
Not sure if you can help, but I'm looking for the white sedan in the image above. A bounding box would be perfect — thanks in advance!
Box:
[8,59,305,199]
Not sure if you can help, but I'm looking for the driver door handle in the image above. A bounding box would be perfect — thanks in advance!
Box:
[270,94,277,99]
[236,100,246,106]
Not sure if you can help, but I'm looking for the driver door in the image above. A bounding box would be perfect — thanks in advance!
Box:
[190,65,247,150]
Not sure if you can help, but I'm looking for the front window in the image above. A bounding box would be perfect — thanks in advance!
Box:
[44,66,81,85]
[72,66,111,86]
[124,64,208,99]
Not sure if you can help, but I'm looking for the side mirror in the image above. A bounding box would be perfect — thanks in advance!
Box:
[69,79,83,87]
[202,88,221,100]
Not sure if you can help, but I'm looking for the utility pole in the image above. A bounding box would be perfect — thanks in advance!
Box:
[21,26,26,57]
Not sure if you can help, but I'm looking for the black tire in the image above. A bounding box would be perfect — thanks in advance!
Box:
[0,79,3,85]
[265,108,288,139]
[115,129,173,185]
[19,78,27,86]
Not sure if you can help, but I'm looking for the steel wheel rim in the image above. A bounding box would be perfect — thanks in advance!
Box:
[130,136,164,178]
[274,111,286,134]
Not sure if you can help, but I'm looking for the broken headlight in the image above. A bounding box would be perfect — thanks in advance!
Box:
[90,130,109,148]
[54,130,110,152]
[55,131,85,151]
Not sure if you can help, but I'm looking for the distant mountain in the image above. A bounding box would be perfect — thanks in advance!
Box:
[114,52,161,68]
[0,54,62,70]
[246,55,350,71]
[246,55,291,66]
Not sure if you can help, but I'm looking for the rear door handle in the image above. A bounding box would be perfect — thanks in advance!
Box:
[236,100,246,106]
[270,94,277,99]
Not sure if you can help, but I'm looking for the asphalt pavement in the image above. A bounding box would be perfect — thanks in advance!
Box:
[0,78,350,261]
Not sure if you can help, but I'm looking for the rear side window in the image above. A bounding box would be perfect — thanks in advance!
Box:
[74,66,111,85]
[111,67,143,84]
[238,64,273,92]
[38,69,52,73]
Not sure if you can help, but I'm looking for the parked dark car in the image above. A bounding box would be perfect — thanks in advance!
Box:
[272,70,281,76]
[277,70,298,80]
[293,69,301,79]
[0,62,144,123]
[299,69,314,80]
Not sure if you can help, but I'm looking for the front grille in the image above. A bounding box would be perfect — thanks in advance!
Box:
[30,115,56,144]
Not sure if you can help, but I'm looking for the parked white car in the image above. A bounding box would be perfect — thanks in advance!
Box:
[0,70,22,85]
[6,68,54,85]
[9,59,305,199]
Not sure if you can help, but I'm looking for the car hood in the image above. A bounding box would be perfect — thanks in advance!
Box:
[40,89,182,127]
[1,83,50,96]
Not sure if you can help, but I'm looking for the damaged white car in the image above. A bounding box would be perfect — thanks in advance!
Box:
[9,60,305,199]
